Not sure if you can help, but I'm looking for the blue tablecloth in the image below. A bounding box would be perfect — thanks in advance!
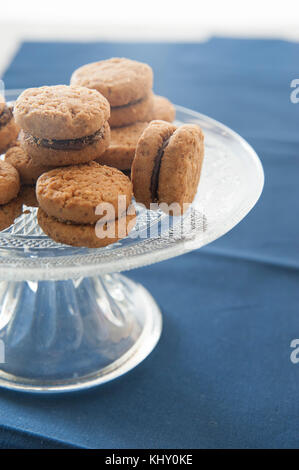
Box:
[1,38,299,449]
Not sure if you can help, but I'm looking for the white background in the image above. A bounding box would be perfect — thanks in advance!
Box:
[0,0,298,73]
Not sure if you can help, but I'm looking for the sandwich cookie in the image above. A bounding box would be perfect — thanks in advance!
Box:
[96,122,148,171]
[36,161,135,248]
[14,85,111,166]
[36,161,133,225]
[37,208,136,249]
[5,145,54,185]
[132,120,204,213]
[71,58,153,128]
[151,95,176,123]
[0,96,19,154]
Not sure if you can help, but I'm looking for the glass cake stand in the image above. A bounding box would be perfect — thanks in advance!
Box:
[0,90,264,393]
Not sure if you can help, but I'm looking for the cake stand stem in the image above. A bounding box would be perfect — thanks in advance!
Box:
[0,273,162,393]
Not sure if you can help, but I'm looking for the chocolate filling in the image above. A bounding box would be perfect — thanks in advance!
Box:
[0,106,13,129]
[31,126,105,151]
[112,97,144,110]
[150,135,171,202]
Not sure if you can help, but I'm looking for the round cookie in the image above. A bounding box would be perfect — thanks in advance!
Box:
[37,208,136,248]
[14,85,110,140]
[70,58,153,107]
[109,93,153,128]
[0,103,20,154]
[0,197,23,231]
[97,122,148,170]
[131,120,205,213]
[20,121,111,167]
[71,58,153,128]
[151,95,176,122]
[5,144,54,185]
[0,160,20,205]
[36,161,133,225]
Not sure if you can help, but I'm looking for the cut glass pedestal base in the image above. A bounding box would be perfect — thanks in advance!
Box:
[0,274,162,393]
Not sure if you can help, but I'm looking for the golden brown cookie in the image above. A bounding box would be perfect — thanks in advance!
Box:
[71,58,153,106]
[36,161,133,225]
[37,207,136,248]
[151,95,176,122]
[19,121,111,167]
[14,85,110,140]
[0,102,20,154]
[0,160,20,205]
[132,120,204,213]
[70,58,153,128]
[0,197,23,231]
[5,144,53,185]
[96,122,148,170]
[14,85,111,166]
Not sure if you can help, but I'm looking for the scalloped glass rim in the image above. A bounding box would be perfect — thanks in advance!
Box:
[0,91,264,281]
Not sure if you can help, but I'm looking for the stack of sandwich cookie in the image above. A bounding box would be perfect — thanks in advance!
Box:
[0,58,204,248]
[71,58,176,172]
[36,161,136,248]
[132,120,205,214]
[14,85,111,167]
[0,160,23,230]
[71,58,153,128]
[0,95,19,154]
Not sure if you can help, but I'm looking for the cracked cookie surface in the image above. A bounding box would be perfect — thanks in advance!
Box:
[36,161,133,224]
[71,58,153,106]
[14,85,110,140]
